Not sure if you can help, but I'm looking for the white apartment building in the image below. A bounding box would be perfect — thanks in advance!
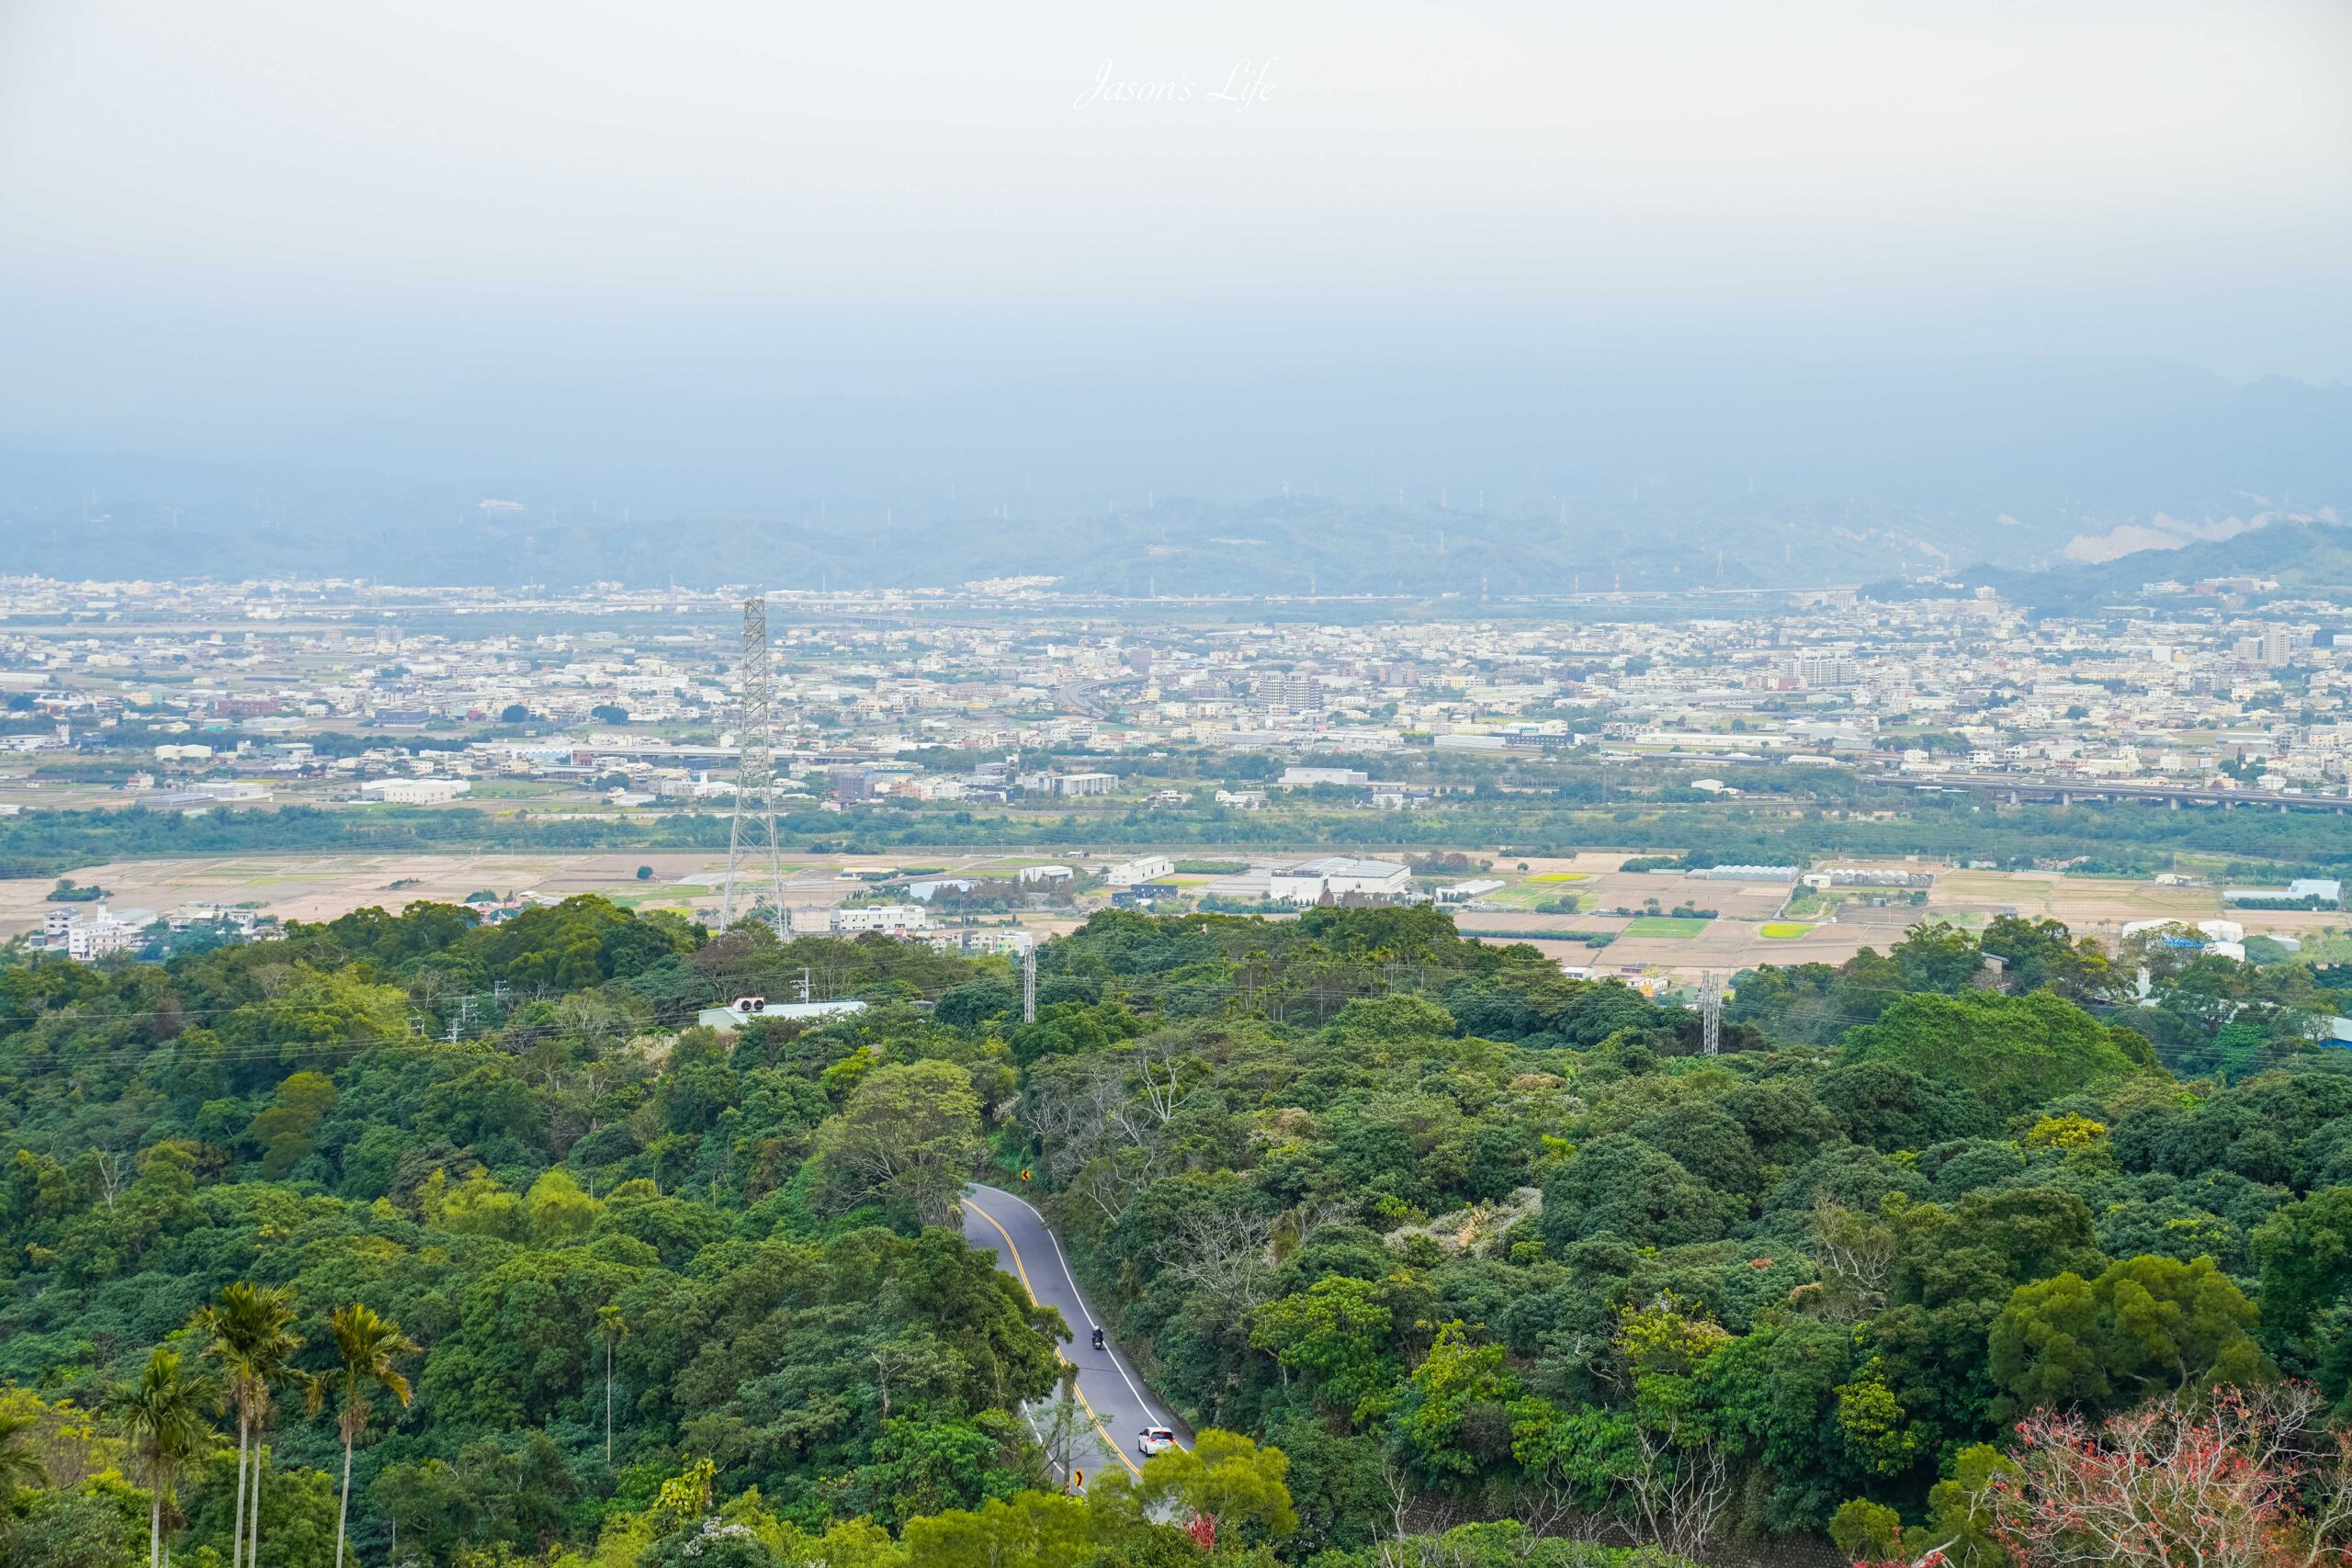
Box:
[43,904,156,962]
[791,904,933,935]
[1016,770,1115,796]
[929,929,1035,956]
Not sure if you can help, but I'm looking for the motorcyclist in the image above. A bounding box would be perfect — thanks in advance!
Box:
[1090,1325,1105,1351]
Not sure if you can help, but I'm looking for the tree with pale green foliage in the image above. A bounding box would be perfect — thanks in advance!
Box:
[1826,1497,1905,1562]
[1250,1275,1395,1420]
[247,1071,339,1179]
[1121,1427,1299,1548]
[1395,1324,1524,1487]
[1840,988,2154,1118]
[1989,1254,2271,1418]
[899,1488,1104,1568]
[812,1058,983,1227]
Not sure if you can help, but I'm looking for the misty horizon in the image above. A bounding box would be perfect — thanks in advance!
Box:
[4,1,2349,530]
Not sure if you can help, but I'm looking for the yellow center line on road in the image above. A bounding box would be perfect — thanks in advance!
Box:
[963,1193,1144,1479]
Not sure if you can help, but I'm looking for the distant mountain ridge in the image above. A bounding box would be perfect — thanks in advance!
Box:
[1873,517,2352,612]
[2,359,2345,593]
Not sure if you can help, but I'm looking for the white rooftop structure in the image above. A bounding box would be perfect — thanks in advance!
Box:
[697,998,869,1031]
[1269,857,1411,904]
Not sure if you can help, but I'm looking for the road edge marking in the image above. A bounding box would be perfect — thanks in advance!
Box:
[987,1185,1160,1420]
[964,1193,1144,1479]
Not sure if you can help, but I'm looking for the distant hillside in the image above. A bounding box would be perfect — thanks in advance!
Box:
[1872,518,2352,612]
[2,360,2346,593]
[0,477,1930,596]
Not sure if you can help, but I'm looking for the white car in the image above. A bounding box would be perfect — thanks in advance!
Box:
[1138,1427,1178,1457]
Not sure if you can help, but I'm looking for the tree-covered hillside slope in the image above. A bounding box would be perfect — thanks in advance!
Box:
[4,899,2352,1565]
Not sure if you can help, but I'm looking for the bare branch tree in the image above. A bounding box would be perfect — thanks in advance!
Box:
[1158,1204,1279,1321]
[1035,1369,1091,1489]
[1372,1458,1464,1566]
[1808,1195,1895,1315]
[92,1149,129,1215]
[1623,1427,1731,1562]
[1023,1036,1207,1226]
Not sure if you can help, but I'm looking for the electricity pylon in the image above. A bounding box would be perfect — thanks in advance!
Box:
[718,597,788,931]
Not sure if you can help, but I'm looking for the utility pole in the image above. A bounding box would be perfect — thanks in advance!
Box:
[1022,943,1037,1024]
[719,597,789,931]
[1699,972,1722,1056]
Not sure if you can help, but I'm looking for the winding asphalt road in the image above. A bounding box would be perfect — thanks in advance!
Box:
[960,1181,1192,1489]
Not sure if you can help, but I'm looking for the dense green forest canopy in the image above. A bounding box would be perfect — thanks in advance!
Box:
[6,897,2352,1565]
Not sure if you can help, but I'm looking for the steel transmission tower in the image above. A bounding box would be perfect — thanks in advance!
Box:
[1699,972,1722,1056]
[718,597,789,931]
[1022,944,1037,1024]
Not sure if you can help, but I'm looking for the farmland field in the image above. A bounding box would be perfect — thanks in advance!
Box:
[6,847,2323,991]
[1622,915,1712,939]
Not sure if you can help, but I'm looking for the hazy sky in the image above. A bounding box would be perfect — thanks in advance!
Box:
[3,0,2348,481]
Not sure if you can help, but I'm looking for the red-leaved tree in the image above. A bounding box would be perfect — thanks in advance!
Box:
[1983,1383,2352,1568]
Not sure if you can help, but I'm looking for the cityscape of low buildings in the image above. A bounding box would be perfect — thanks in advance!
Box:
[3,571,2349,969]
[0,572,2342,818]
